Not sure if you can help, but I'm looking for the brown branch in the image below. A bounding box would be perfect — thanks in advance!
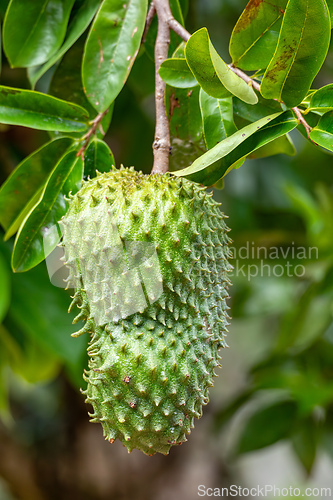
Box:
[292,106,312,138]
[168,17,190,42]
[77,109,109,160]
[142,1,156,43]
[151,0,171,174]
[228,63,261,93]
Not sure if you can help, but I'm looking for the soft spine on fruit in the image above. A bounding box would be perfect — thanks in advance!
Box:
[61,167,232,455]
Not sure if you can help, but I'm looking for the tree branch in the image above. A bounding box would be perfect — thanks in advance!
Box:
[142,1,156,44]
[151,0,171,174]
[292,106,312,138]
[77,109,109,160]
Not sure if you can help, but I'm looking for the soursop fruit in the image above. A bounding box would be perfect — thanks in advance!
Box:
[61,166,232,455]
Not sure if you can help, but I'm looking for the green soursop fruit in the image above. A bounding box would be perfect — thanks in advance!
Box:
[60,167,232,455]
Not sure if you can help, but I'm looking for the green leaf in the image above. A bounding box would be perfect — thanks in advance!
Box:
[174,111,297,185]
[28,0,101,87]
[249,133,296,158]
[0,85,89,132]
[49,34,113,137]
[83,0,148,112]
[4,189,43,242]
[229,0,288,71]
[291,417,319,474]
[185,28,258,104]
[159,58,198,89]
[199,89,237,149]
[306,84,333,114]
[327,0,333,21]
[236,399,297,454]
[309,111,333,152]
[261,0,331,108]
[166,85,203,143]
[3,0,76,67]
[84,137,115,178]
[165,85,206,171]
[0,137,73,232]
[12,150,83,272]
[0,251,10,322]
[233,94,283,122]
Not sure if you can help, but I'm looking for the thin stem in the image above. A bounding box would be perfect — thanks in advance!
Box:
[77,109,109,160]
[151,0,171,174]
[168,17,190,42]
[292,106,312,138]
[142,1,156,43]
[228,63,261,93]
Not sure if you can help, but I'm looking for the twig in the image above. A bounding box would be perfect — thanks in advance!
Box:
[292,106,312,138]
[228,63,261,93]
[151,0,171,174]
[168,17,190,42]
[142,1,156,43]
[77,109,109,160]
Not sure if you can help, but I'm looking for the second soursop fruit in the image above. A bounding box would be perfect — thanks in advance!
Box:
[61,167,231,455]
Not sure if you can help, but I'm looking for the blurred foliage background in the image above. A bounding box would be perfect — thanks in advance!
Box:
[0,0,332,499]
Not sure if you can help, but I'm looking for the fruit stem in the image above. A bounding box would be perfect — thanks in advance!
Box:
[151,0,171,174]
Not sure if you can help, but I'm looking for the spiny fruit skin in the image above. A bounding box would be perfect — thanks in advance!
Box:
[61,167,232,456]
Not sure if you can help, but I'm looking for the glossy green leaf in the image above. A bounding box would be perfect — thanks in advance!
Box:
[12,150,83,272]
[0,138,73,232]
[327,0,333,21]
[309,111,333,152]
[0,251,10,322]
[4,190,43,242]
[229,0,288,71]
[28,0,101,87]
[3,0,76,67]
[199,89,237,149]
[159,58,197,89]
[0,85,89,132]
[165,85,205,171]
[84,137,115,178]
[291,417,319,474]
[175,111,297,185]
[261,0,331,108]
[306,84,333,114]
[250,133,296,158]
[83,0,148,112]
[233,94,283,122]
[166,85,203,142]
[233,94,296,159]
[49,34,113,137]
[236,399,297,453]
[185,28,258,104]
